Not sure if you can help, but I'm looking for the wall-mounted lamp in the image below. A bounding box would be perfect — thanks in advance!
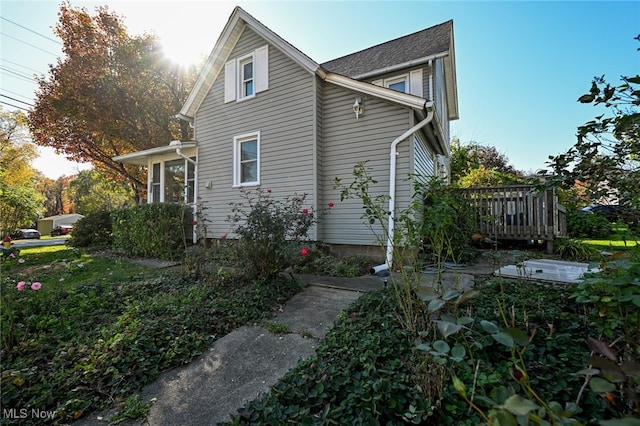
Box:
[353,97,363,120]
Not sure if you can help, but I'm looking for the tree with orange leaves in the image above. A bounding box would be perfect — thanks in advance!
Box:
[29,2,196,202]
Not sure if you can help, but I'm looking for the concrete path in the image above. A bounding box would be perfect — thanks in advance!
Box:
[77,285,363,426]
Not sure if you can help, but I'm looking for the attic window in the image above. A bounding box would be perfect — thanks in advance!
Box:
[224,45,269,103]
[385,75,407,93]
[371,69,423,97]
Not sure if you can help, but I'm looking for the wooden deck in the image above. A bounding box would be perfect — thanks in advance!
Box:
[459,185,567,252]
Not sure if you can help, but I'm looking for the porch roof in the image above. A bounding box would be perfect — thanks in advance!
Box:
[112,141,197,166]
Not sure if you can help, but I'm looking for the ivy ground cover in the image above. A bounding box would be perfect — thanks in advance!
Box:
[0,246,303,424]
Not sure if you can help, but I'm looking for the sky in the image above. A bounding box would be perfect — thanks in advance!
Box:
[1,0,638,179]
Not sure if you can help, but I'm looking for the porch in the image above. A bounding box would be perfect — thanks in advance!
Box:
[459,185,567,253]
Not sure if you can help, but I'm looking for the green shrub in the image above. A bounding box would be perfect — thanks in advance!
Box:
[111,203,191,261]
[555,238,601,261]
[228,188,319,280]
[67,210,112,248]
[567,211,613,239]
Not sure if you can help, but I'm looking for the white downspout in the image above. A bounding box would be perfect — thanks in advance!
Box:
[385,110,434,268]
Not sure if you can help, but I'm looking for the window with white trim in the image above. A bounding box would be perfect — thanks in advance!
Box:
[239,54,255,99]
[385,75,408,93]
[233,132,260,186]
[224,45,269,103]
[149,158,196,204]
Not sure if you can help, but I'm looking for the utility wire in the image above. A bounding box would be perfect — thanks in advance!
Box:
[1,32,59,56]
[0,66,36,83]
[0,17,62,45]
[0,100,30,111]
[1,94,34,107]
[2,88,35,101]
[0,58,45,75]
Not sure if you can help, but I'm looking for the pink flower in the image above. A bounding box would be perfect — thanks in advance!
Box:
[31,282,42,291]
[16,281,25,291]
[9,252,15,258]
[310,212,314,217]
[302,208,309,214]
[18,258,25,264]
[220,234,227,240]
[328,202,334,208]
[266,189,272,193]
[192,220,198,225]
[300,247,309,257]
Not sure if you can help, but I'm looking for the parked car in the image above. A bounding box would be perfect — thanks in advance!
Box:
[51,225,73,236]
[579,204,639,229]
[11,229,41,239]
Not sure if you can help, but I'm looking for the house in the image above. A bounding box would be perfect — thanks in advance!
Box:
[113,6,458,265]
[37,213,84,236]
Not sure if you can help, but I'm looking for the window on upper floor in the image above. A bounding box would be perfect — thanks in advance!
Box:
[225,45,269,103]
[233,131,260,186]
[371,69,423,97]
[385,75,408,93]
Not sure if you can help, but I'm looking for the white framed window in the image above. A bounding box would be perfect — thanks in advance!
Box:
[224,45,269,103]
[385,75,408,93]
[149,158,196,204]
[238,53,255,100]
[371,69,423,97]
[233,131,260,186]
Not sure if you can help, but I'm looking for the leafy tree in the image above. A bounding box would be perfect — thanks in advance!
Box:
[29,2,196,201]
[67,169,135,215]
[37,175,75,217]
[450,139,523,186]
[0,109,44,234]
[545,36,639,206]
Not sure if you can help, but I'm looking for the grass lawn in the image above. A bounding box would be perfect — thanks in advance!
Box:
[1,245,303,425]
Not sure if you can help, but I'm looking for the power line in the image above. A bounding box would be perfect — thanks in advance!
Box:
[1,94,34,107]
[0,58,46,75]
[0,100,30,112]
[1,89,35,101]
[0,66,36,83]
[0,16,62,46]
[0,32,59,56]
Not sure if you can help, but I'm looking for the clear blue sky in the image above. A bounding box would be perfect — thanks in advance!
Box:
[1,0,638,178]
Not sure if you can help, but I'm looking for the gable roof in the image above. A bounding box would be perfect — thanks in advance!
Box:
[321,20,452,78]
[321,20,458,120]
[178,7,320,121]
[179,7,458,121]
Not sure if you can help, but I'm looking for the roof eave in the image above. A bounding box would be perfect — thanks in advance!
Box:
[179,7,321,121]
[352,51,449,80]
[324,73,428,111]
[112,142,197,165]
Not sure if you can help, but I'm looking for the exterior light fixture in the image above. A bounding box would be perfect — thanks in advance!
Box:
[353,97,363,119]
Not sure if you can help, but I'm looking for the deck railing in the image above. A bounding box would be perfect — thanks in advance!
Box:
[459,185,566,250]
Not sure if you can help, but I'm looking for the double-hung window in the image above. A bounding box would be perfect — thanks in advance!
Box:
[385,75,408,93]
[239,55,254,99]
[233,131,260,186]
[371,69,423,97]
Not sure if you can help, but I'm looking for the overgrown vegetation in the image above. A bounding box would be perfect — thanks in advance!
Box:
[0,246,303,425]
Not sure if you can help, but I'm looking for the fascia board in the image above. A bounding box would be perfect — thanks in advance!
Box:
[179,7,320,121]
[324,73,430,111]
[112,142,197,165]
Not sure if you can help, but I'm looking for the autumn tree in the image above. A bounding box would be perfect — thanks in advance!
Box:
[29,2,196,201]
[0,109,44,235]
[37,175,75,217]
[545,36,639,206]
[67,169,134,215]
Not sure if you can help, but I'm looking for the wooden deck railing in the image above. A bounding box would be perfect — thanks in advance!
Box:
[459,185,567,251]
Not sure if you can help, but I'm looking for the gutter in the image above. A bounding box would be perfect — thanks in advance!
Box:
[384,109,435,269]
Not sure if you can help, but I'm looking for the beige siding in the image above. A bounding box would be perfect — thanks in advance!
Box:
[414,132,436,183]
[194,27,317,239]
[321,84,414,246]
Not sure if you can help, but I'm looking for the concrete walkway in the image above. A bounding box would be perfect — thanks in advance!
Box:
[76,269,478,425]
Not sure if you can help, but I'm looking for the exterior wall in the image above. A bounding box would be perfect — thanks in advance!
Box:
[414,132,436,184]
[320,83,414,246]
[194,27,317,239]
[434,58,450,146]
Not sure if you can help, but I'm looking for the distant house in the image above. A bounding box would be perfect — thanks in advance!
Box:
[37,213,84,236]
[113,7,459,264]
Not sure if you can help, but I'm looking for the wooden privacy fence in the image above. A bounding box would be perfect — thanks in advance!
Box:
[459,185,567,252]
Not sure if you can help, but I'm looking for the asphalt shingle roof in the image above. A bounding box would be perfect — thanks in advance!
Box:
[321,20,452,78]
